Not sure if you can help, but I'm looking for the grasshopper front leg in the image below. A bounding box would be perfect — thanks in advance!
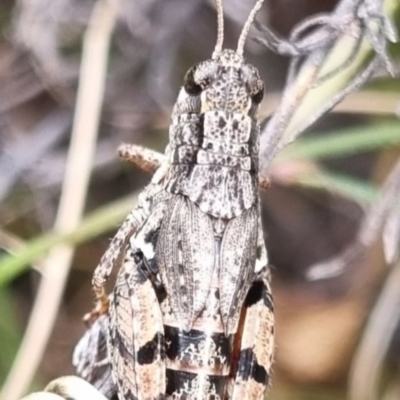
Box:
[118,144,164,175]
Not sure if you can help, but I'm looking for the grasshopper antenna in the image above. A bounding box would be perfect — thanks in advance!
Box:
[237,0,265,57]
[213,0,224,57]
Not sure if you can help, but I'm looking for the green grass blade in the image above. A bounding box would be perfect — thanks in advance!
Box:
[0,193,138,287]
[295,170,379,203]
[0,288,21,386]
[278,122,400,161]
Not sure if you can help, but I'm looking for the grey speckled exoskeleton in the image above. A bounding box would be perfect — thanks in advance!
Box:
[74,0,274,399]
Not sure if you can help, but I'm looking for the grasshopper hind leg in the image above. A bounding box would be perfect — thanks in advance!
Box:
[227,268,274,400]
[109,246,166,400]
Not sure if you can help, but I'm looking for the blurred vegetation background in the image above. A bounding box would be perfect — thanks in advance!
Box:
[0,0,399,399]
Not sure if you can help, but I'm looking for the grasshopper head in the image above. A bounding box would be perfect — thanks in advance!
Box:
[181,50,264,116]
[174,0,265,117]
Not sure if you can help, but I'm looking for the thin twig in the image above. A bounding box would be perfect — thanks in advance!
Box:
[258,0,397,175]
[0,1,117,400]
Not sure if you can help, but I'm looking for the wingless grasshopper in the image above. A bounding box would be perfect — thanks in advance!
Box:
[74,0,274,399]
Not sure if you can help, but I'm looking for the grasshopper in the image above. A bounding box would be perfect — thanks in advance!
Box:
[77,0,274,399]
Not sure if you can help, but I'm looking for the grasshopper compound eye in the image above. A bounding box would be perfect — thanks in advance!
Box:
[251,84,264,105]
[242,64,264,105]
[183,66,203,95]
[183,61,219,95]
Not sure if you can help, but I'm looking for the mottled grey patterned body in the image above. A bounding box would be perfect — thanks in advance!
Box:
[158,50,266,341]
[81,46,274,400]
